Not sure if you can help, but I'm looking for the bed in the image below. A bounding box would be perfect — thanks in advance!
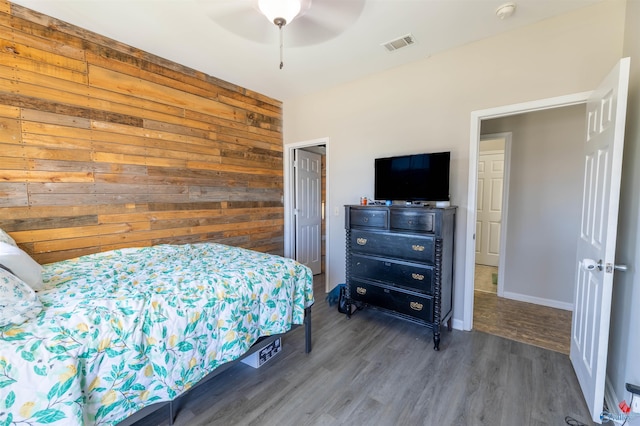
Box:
[0,239,314,425]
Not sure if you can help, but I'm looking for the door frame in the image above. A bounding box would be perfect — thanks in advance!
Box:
[294,148,322,274]
[477,133,512,297]
[463,92,591,331]
[284,137,330,291]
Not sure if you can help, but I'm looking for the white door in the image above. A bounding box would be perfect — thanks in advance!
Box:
[475,151,504,267]
[294,149,322,275]
[570,57,630,423]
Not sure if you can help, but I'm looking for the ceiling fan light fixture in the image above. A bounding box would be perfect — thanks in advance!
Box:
[257,0,312,70]
[258,0,302,26]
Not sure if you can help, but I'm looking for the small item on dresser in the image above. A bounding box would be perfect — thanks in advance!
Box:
[360,196,367,206]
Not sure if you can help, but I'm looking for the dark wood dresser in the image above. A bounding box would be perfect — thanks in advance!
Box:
[344,205,456,350]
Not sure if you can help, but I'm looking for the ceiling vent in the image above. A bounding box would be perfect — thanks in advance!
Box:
[382,34,416,52]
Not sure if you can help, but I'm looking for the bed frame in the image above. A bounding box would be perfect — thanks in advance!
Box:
[119,306,312,425]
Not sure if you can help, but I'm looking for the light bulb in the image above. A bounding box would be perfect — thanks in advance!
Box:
[258,0,302,25]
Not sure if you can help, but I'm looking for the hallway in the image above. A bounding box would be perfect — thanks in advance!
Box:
[474,265,572,354]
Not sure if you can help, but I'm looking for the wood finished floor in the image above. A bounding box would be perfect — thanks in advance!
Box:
[131,274,593,426]
[473,265,572,355]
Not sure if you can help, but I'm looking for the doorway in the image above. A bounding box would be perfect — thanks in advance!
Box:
[294,147,323,275]
[474,133,510,298]
[284,138,330,291]
[465,93,590,354]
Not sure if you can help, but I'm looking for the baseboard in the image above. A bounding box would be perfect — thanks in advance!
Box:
[502,291,573,311]
[605,375,622,416]
[452,318,464,331]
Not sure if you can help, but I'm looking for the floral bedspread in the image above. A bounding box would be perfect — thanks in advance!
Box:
[0,243,314,425]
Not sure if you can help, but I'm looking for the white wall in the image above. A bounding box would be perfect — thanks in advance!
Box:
[481,106,584,308]
[283,0,626,331]
[608,0,640,407]
[479,138,505,152]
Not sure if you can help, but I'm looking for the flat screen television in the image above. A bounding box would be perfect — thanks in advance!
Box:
[374,151,450,202]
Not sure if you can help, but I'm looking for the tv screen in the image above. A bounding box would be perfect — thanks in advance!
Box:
[374,151,450,202]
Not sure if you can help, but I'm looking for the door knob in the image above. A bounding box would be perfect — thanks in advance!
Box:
[582,258,602,271]
[583,259,628,272]
[604,263,628,273]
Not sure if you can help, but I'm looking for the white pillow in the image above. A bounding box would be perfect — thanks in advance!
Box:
[0,267,43,327]
[0,229,16,247]
[0,242,44,291]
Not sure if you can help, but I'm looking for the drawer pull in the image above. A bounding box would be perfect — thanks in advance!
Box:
[407,220,413,225]
[357,238,368,245]
[410,301,424,311]
[356,286,367,295]
[363,217,369,222]
[411,273,425,281]
[412,244,425,252]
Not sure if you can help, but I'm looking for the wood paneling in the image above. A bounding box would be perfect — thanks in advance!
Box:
[0,0,284,264]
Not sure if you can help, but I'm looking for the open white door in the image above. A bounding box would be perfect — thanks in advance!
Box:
[570,57,630,423]
[294,149,322,275]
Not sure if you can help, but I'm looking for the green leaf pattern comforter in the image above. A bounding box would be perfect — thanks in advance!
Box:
[0,243,314,425]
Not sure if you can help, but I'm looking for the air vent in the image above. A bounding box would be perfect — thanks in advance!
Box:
[382,34,416,52]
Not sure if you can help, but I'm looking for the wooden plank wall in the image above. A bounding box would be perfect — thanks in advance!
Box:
[0,1,285,264]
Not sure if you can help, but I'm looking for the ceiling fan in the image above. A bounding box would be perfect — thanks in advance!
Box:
[202,0,366,68]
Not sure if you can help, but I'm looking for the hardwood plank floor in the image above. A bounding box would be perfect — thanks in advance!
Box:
[474,265,572,355]
[474,264,498,293]
[131,275,593,426]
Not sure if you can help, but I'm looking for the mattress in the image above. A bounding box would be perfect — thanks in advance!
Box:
[0,243,313,425]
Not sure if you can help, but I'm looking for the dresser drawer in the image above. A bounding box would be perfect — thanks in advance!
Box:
[349,280,433,323]
[350,254,434,294]
[349,230,435,263]
[390,209,435,233]
[347,208,388,229]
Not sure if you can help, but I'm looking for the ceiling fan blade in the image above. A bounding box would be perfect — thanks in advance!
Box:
[303,0,366,27]
[200,0,276,44]
[201,0,366,47]
[286,15,343,47]
[218,13,276,43]
[287,0,366,46]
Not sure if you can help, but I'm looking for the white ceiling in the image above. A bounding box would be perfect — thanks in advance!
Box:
[11,0,602,101]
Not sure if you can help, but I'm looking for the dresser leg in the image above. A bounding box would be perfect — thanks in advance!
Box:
[433,332,440,351]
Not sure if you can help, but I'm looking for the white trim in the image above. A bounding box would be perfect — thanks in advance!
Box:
[452,318,464,331]
[604,375,622,419]
[501,291,573,311]
[284,137,330,292]
[477,148,504,155]
[464,91,591,331]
